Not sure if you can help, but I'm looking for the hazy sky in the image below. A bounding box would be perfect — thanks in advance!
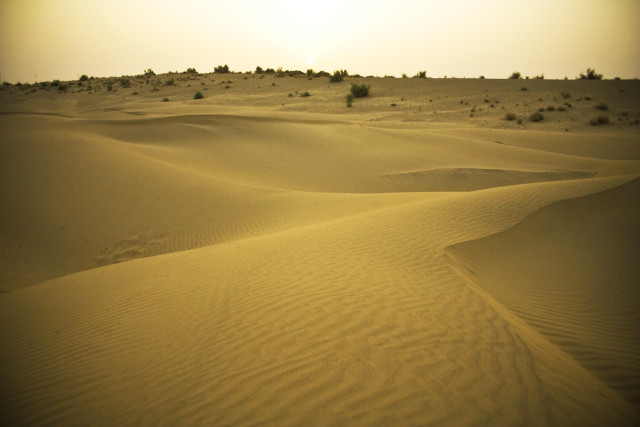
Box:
[1,0,639,83]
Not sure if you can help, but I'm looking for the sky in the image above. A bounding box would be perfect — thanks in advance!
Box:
[1,0,639,83]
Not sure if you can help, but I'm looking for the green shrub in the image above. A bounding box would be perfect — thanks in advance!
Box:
[350,83,370,98]
[346,93,354,107]
[79,74,89,81]
[529,112,544,122]
[255,66,263,74]
[509,71,521,79]
[164,78,174,86]
[193,91,204,99]
[330,70,348,82]
[580,68,603,80]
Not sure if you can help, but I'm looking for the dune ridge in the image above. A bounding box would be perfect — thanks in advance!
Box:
[1,77,639,425]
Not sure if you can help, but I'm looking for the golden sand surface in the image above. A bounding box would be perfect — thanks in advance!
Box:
[1,73,639,425]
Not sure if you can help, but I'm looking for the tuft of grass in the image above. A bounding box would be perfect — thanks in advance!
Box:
[350,83,370,98]
[505,112,517,121]
[529,112,544,122]
[193,91,204,99]
[595,102,608,110]
[300,91,311,97]
[346,93,354,107]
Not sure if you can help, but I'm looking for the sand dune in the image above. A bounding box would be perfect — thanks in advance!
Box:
[1,76,639,425]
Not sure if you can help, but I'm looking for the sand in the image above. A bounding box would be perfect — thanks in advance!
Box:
[1,73,639,425]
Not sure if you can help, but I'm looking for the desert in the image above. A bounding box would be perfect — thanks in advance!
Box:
[1,69,639,425]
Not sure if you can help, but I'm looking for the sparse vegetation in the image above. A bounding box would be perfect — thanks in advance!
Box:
[534,74,544,79]
[350,83,370,98]
[144,69,156,76]
[590,114,609,125]
[529,112,544,122]
[509,71,521,79]
[185,68,197,74]
[346,93,354,107]
[330,70,348,83]
[546,105,555,111]
[164,78,174,86]
[580,68,603,80]
[505,112,517,121]
[193,91,204,99]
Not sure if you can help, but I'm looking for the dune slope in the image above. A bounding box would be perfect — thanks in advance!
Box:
[446,178,640,410]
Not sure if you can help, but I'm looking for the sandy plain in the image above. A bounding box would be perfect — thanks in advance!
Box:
[0,72,639,425]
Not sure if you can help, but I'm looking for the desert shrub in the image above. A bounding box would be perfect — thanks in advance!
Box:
[276,67,285,78]
[561,92,570,98]
[132,91,138,95]
[120,78,130,87]
[595,102,608,110]
[106,83,113,91]
[509,71,521,79]
[534,74,544,79]
[596,114,609,124]
[315,70,330,78]
[162,97,169,102]
[547,105,555,111]
[346,93,354,107]
[144,69,156,76]
[79,74,89,81]
[414,71,427,79]
[505,112,517,121]
[479,75,485,79]
[300,91,310,97]
[557,106,566,111]
[254,66,263,74]
[521,87,527,91]
[529,112,544,122]
[193,91,204,99]
[350,83,370,98]
[580,68,603,80]
[164,78,174,86]
[306,69,314,77]
[52,80,60,86]
[330,70,348,83]
[214,64,230,73]
[186,67,197,74]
